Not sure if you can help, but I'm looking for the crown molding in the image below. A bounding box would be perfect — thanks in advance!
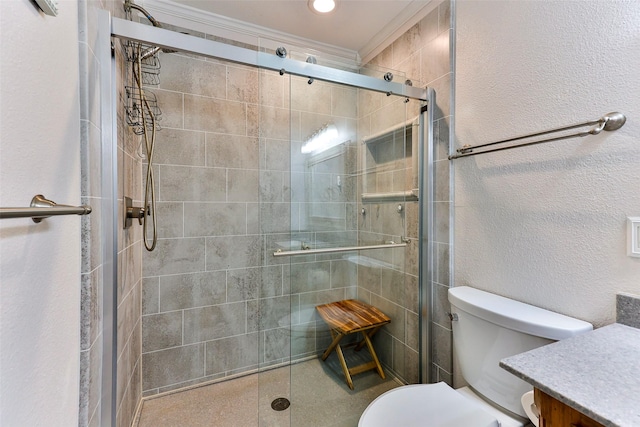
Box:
[140,0,361,65]
[359,0,438,65]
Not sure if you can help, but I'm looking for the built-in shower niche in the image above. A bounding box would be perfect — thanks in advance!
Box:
[356,121,416,273]
[362,122,416,199]
[302,139,358,240]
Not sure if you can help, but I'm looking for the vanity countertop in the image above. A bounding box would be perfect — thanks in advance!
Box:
[500,323,640,427]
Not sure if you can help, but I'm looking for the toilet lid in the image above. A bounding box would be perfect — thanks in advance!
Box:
[359,382,499,427]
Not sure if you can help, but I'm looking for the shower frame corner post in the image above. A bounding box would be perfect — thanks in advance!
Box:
[97,9,118,427]
[418,87,436,384]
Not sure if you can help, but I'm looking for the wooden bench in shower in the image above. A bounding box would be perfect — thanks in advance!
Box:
[315,299,391,390]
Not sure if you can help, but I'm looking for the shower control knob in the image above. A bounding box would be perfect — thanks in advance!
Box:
[127,206,146,225]
[124,196,147,228]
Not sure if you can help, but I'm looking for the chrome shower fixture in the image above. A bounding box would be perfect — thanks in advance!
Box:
[124,0,177,57]
[124,0,161,27]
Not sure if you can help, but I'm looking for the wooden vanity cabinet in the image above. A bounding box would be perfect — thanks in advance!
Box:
[534,388,605,427]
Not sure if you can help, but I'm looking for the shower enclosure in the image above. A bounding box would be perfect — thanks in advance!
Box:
[98,10,435,426]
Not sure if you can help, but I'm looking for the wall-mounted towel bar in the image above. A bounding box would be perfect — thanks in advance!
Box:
[273,238,410,257]
[0,194,92,223]
[449,112,626,160]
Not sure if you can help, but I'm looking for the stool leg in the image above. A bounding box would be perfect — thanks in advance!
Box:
[355,326,382,352]
[322,330,344,361]
[362,333,385,379]
[335,342,354,390]
[321,330,354,390]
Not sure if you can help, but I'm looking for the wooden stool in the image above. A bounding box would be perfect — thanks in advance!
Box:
[316,299,391,390]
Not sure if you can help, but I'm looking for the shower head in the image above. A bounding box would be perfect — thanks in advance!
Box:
[124,0,161,27]
[124,0,178,58]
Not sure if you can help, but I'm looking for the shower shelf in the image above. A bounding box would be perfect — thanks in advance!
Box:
[123,40,163,135]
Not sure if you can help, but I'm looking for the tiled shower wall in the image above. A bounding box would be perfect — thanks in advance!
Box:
[139,45,361,394]
[79,0,105,424]
[79,1,144,426]
[80,3,454,424]
[359,0,454,385]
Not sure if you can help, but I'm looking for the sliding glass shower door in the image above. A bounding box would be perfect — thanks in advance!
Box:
[106,14,429,425]
[263,61,424,426]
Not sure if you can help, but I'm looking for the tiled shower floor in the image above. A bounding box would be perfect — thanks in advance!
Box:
[135,356,401,427]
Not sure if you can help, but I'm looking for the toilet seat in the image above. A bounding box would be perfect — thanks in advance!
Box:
[359,382,499,427]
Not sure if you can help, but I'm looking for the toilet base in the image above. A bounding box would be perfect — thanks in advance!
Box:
[358,382,531,427]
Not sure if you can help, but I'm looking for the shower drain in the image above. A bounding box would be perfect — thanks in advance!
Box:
[271,397,290,411]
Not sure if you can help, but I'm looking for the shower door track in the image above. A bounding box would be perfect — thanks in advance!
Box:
[110,16,429,101]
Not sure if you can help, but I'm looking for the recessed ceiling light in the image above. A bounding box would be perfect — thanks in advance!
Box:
[309,0,336,14]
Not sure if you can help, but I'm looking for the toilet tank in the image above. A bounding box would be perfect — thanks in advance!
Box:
[448,286,592,418]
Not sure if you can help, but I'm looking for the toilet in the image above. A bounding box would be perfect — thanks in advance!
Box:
[359,286,593,427]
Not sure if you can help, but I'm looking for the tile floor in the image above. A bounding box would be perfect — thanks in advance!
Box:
[136,355,401,427]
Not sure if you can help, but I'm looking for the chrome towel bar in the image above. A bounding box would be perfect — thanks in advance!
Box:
[449,112,626,160]
[0,194,92,223]
[273,239,410,257]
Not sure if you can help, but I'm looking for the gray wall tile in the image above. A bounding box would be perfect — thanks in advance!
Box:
[256,296,291,331]
[155,202,184,239]
[432,323,452,372]
[206,134,259,169]
[143,238,205,276]
[153,128,206,166]
[228,169,259,202]
[161,54,226,98]
[184,95,247,134]
[291,261,331,294]
[142,311,183,352]
[183,302,247,344]
[142,344,205,390]
[142,277,160,315]
[206,333,259,375]
[227,65,258,103]
[159,271,226,311]
[184,202,247,237]
[263,328,291,362]
[159,165,226,202]
[206,235,263,270]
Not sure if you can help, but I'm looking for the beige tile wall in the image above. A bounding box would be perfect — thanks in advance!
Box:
[80,1,143,426]
[139,48,361,395]
[358,0,453,385]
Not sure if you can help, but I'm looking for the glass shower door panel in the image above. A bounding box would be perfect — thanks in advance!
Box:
[286,67,419,426]
[255,62,294,427]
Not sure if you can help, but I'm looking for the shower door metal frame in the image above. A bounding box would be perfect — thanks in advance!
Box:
[98,9,118,427]
[418,89,436,384]
[110,16,428,101]
[98,10,435,426]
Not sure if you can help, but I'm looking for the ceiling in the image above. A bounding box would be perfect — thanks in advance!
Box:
[152,0,434,62]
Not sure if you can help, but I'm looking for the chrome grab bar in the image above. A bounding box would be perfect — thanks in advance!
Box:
[449,112,626,160]
[272,238,410,257]
[0,194,92,223]
[361,189,419,203]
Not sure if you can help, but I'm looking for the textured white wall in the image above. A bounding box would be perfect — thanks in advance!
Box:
[454,0,640,327]
[0,1,81,426]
